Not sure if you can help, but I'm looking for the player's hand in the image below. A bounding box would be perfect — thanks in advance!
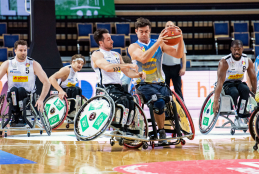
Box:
[59,90,67,100]
[35,99,44,113]
[138,71,146,80]
[129,64,139,72]
[157,29,169,45]
[212,101,219,115]
[179,67,186,76]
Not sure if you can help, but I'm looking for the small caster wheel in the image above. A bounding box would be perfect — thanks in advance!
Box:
[181,139,186,145]
[231,128,235,135]
[27,133,30,137]
[40,130,43,135]
[253,145,258,150]
[142,142,148,149]
[77,138,80,141]
[4,133,7,137]
[119,138,124,146]
[243,130,247,133]
[110,139,115,146]
[66,124,69,129]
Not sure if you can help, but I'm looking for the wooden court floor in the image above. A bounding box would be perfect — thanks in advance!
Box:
[0,123,259,174]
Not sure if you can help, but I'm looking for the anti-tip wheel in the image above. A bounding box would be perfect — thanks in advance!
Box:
[40,130,43,135]
[27,132,30,137]
[110,139,115,146]
[253,145,258,151]
[142,142,148,149]
[4,133,7,137]
[231,128,235,135]
[66,124,69,129]
[119,138,124,146]
[243,130,247,133]
[181,139,186,145]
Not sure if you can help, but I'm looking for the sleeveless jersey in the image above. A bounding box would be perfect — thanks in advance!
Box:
[134,39,164,84]
[222,53,249,82]
[8,57,36,92]
[58,65,78,88]
[91,48,122,85]
[254,55,259,92]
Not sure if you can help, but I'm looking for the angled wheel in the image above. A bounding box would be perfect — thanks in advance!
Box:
[44,95,69,130]
[199,91,221,135]
[172,91,195,140]
[123,101,148,149]
[249,109,259,140]
[74,95,115,141]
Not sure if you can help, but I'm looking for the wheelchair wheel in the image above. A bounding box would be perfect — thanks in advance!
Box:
[199,91,221,135]
[74,95,115,141]
[123,102,148,149]
[172,91,195,140]
[249,109,259,140]
[39,111,52,136]
[44,95,69,130]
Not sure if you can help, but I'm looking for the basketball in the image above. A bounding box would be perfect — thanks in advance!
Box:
[163,27,182,46]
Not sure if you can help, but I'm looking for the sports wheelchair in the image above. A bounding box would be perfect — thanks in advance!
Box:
[199,88,256,135]
[73,85,195,149]
[248,102,259,150]
[0,93,51,137]
[44,91,87,130]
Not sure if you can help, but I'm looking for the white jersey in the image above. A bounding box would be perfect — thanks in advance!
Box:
[58,65,78,88]
[91,48,122,86]
[8,57,36,92]
[222,53,249,82]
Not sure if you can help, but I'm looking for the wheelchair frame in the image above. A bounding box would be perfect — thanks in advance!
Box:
[0,93,51,137]
[199,89,256,135]
[75,87,195,149]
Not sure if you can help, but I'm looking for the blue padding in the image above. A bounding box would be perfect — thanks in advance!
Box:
[154,98,165,109]
[0,150,36,165]
[80,80,93,99]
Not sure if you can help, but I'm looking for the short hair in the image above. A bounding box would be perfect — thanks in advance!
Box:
[93,29,109,46]
[122,56,132,63]
[135,17,151,29]
[71,54,86,64]
[231,40,243,47]
[14,40,27,50]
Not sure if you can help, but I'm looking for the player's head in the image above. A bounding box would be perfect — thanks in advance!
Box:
[94,29,113,51]
[71,54,85,72]
[165,21,175,28]
[14,40,27,61]
[230,40,243,61]
[135,17,151,43]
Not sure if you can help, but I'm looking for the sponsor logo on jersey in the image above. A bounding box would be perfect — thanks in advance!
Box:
[242,61,246,65]
[13,76,28,82]
[10,70,21,74]
[228,74,243,79]
[26,63,30,67]
[66,82,76,87]
[171,31,174,35]
[141,46,145,52]
[227,70,237,74]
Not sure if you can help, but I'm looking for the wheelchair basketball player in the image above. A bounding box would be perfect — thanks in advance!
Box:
[0,40,50,127]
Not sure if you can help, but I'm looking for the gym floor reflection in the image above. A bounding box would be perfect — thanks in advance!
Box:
[0,128,259,174]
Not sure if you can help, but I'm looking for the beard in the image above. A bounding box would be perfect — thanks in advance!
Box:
[17,55,26,61]
[104,44,113,51]
[232,53,241,61]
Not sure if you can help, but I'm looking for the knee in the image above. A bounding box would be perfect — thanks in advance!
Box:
[17,87,26,94]
[153,98,165,115]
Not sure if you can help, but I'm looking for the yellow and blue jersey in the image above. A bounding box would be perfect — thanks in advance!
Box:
[134,39,165,84]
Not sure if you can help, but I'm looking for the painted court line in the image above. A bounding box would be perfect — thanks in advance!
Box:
[0,150,36,165]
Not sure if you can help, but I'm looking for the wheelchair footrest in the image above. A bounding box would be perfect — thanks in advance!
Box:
[127,129,140,134]
[111,123,122,129]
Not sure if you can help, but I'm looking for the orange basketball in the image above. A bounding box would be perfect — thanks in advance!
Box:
[163,27,182,46]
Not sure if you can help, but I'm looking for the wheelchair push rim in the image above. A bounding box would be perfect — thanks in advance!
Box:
[199,91,220,135]
[44,95,69,130]
[249,108,259,140]
[172,91,195,140]
[74,95,115,141]
[123,102,148,149]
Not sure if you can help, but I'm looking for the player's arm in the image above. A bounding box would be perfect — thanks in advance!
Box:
[213,59,228,114]
[49,67,70,99]
[247,59,257,94]
[0,61,9,80]
[120,55,146,80]
[92,51,138,72]
[128,30,168,64]
[33,61,51,112]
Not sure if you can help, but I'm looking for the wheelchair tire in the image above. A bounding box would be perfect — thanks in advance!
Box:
[74,95,115,141]
[249,109,259,140]
[39,110,52,136]
[123,102,148,149]
[133,94,141,106]
[172,91,195,140]
[199,91,221,135]
[44,95,69,130]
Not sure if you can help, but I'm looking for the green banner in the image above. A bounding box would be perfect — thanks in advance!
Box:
[0,0,115,16]
[55,0,115,16]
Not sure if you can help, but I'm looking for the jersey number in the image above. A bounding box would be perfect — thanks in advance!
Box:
[243,66,246,72]
[26,67,29,74]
